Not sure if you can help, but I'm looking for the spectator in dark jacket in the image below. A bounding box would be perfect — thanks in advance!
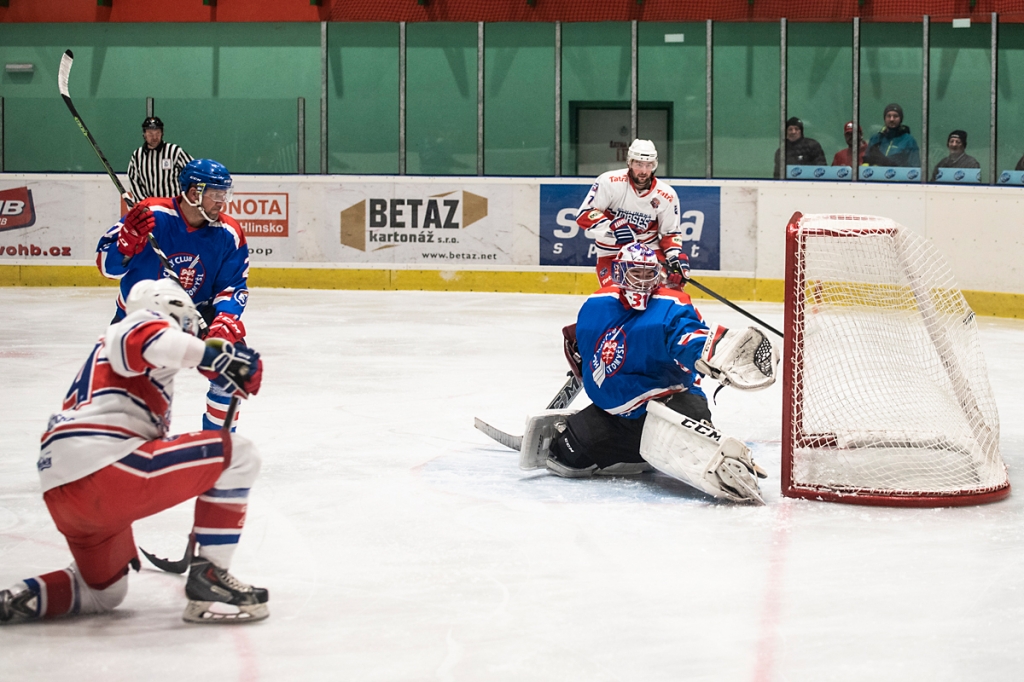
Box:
[863,103,921,168]
[832,121,867,167]
[774,117,827,179]
[931,130,980,181]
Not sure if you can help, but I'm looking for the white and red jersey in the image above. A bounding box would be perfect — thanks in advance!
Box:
[38,310,207,492]
[576,169,683,258]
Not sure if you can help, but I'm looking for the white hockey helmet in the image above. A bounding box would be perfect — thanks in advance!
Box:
[627,139,658,171]
[612,243,662,310]
[125,278,202,336]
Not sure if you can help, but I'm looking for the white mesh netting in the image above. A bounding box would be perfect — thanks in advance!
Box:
[785,214,1008,502]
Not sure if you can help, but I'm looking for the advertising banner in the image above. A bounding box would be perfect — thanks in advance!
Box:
[538,183,722,270]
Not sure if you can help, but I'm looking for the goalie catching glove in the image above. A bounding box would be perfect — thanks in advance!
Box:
[198,339,262,399]
[694,325,779,391]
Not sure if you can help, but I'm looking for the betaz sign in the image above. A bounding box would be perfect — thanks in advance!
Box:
[0,187,36,232]
[228,193,289,238]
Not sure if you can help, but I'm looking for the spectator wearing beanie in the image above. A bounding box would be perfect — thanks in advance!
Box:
[863,103,921,168]
[774,116,827,179]
[931,130,980,181]
[832,121,867,167]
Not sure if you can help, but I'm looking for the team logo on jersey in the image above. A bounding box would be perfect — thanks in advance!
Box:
[234,289,248,307]
[168,253,205,296]
[650,197,660,210]
[0,187,37,232]
[592,327,627,379]
[37,455,52,472]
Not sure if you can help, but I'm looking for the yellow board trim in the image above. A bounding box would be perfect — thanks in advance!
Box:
[2,265,1023,319]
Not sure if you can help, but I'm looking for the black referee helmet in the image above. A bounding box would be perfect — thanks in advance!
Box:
[142,116,164,130]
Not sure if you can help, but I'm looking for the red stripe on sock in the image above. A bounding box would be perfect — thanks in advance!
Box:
[39,569,74,617]
[195,498,247,529]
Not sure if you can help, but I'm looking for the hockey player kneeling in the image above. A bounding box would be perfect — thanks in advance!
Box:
[0,279,268,626]
[519,243,778,504]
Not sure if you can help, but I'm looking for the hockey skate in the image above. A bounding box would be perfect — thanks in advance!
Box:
[182,557,269,624]
[0,584,39,625]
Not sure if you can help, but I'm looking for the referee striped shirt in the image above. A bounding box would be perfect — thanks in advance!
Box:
[127,142,193,200]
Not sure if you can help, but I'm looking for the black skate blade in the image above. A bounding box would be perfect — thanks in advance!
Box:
[140,534,195,574]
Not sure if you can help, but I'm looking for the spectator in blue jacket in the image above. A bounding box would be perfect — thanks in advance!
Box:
[863,103,921,168]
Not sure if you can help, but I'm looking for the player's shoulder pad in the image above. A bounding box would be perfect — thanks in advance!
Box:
[651,286,693,306]
[650,178,679,203]
[142,197,179,219]
[212,213,248,249]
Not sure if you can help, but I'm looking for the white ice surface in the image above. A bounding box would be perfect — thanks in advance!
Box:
[2,287,1023,681]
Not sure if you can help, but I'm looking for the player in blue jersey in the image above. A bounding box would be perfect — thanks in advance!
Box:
[519,243,779,503]
[96,159,250,431]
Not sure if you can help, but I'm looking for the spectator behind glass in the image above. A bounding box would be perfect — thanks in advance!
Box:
[931,130,980,181]
[832,121,866,167]
[863,103,921,168]
[773,117,826,179]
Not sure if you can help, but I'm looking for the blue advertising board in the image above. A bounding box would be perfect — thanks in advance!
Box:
[858,166,922,182]
[786,165,854,181]
[539,184,721,270]
[997,170,1024,185]
[933,168,981,183]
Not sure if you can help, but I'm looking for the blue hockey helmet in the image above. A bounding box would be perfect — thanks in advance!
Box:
[179,159,233,195]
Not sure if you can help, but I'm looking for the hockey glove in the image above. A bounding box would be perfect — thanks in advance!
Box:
[117,206,156,257]
[694,325,779,391]
[207,313,246,344]
[198,339,263,399]
[610,216,636,246]
[664,249,690,289]
[562,323,582,380]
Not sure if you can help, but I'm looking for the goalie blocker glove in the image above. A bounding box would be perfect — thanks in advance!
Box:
[199,339,263,399]
[117,205,156,257]
[694,325,779,391]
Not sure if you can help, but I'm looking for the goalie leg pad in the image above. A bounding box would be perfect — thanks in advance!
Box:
[520,410,576,470]
[640,401,766,504]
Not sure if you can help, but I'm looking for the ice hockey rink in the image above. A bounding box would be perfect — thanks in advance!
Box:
[2,285,1023,681]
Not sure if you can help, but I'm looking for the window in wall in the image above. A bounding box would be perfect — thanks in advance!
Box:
[712,22,780,179]
[484,23,555,176]
[859,23,923,170]
[786,22,854,171]
[328,23,400,175]
[638,22,706,178]
[406,23,478,176]
[928,19,991,182]
[997,23,1024,175]
[560,23,631,177]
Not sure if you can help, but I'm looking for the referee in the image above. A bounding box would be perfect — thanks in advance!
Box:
[126,117,193,200]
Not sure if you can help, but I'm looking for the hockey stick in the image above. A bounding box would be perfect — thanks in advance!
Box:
[58,50,186,277]
[686,277,783,339]
[140,395,241,573]
[474,373,581,451]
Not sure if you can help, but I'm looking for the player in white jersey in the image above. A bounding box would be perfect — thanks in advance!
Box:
[0,279,269,625]
[575,139,689,289]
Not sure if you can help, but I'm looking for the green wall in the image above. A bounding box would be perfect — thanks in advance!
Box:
[2,20,1023,181]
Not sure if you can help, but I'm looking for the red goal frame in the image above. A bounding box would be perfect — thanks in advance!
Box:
[780,212,1010,507]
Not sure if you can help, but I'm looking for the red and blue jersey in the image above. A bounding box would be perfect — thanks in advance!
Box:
[96,197,250,320]
[577,286,709,418]
[38,310,207,492]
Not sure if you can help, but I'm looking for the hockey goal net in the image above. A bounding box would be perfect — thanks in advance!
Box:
[782,212,1009,506]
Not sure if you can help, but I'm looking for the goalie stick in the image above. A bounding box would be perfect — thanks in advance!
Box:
[139,397,240,573]
[474,372,582,451]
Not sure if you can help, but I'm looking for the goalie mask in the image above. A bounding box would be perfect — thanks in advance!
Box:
[125,278,203,336]
[612,243,662,311]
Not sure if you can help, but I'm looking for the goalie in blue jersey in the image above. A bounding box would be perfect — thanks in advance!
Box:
[519,243,779,504]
